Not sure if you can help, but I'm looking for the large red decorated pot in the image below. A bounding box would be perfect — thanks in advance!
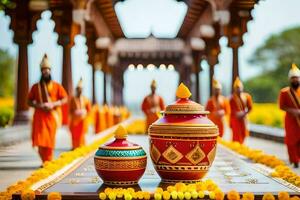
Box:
[94,125,147,185]
[149,83,219,182]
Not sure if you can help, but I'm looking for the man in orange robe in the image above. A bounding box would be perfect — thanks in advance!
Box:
[279,63,300,168]
[28,54,68,163]
[229,77,253,144]
[141,80,165,132]
[206,79,230,137]
[69,78,91,149]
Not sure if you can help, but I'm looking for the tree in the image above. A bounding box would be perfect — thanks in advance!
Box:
[0,0,15,10]
[245,26,300,102]
[0,49,15,97]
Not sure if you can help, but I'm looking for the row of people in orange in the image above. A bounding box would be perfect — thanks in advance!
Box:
[141,78,253,144]
[206,78,252,143]
[94,105,130,134]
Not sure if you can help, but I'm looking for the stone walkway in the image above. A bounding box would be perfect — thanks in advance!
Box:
[0,124,299,191]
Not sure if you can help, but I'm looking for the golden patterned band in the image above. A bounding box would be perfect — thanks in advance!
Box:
[149,125,218,136]
[94,159,147,170]
[103,180,138,186]
[99,146,142,150]
[154,165,209,171]
[95,155,147,160]
[149,128,219,137]
[161,179,202,183]
[164,103,208,115]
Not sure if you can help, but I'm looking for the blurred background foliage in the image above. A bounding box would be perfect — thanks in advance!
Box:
[245,26,300,103]
[0,49,15,127]
[0,0,15,10]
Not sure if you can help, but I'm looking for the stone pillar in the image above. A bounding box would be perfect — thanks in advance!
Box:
[6,0,41,124]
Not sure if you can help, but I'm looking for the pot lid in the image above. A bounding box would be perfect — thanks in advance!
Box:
[99,125,141,150]
[164,83,209,115]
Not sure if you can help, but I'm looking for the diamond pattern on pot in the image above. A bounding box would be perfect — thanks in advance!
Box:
[162,145,183,164]
[185,145,205,165]
[150,144,161,164]
[207,146,217,165]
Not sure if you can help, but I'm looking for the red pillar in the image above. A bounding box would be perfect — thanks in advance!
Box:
[14,43,30,123]
[232,46,239,92]
[51,2,79,125]
[86,21,97,104]
[6,0,42,124]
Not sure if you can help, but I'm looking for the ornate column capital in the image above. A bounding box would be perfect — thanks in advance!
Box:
[50,0,80,47]
[6,0,42,45]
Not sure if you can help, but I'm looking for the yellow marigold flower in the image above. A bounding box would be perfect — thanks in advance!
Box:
[47,192,62,200]
[262,193,275,200]
[198,191,205,199]
[205,179,217,191]
[154,192,162,200]
[209,192,216,199]
[184,192,192,200]
[196,182,204,191]
[163,191,171,200]
[187,184,196,192]
[117,191,123,199]
[214,189,224,200]
[124,193,132,200]
[227,190,240,200]
[127,188,135,194]
[108,192,116,200]
[136,191,144,200]
[156,187,164,194]
[104,188,113,195]
[242,192,254,200]
[99,192,107,200]
[278,192,289,200]
[167,186,176,193]
[175,183,187,192]
[177,192,184,200]
[132,192,137,199]
[191,191,198,199]
[143,191,151,200]
[270,172,279,178]
[171,191,178,199]
[21,189,35,200]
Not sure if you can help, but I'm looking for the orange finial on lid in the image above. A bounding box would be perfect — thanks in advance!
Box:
[176,83,192,99]
[114,125,128,139]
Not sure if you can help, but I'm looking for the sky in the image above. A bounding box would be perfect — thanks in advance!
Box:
[0,0,300,113]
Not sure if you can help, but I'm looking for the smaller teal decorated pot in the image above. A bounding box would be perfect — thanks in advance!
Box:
[94,125,147,185]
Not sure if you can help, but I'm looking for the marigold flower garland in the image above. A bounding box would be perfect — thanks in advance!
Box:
[219,138,300,188]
